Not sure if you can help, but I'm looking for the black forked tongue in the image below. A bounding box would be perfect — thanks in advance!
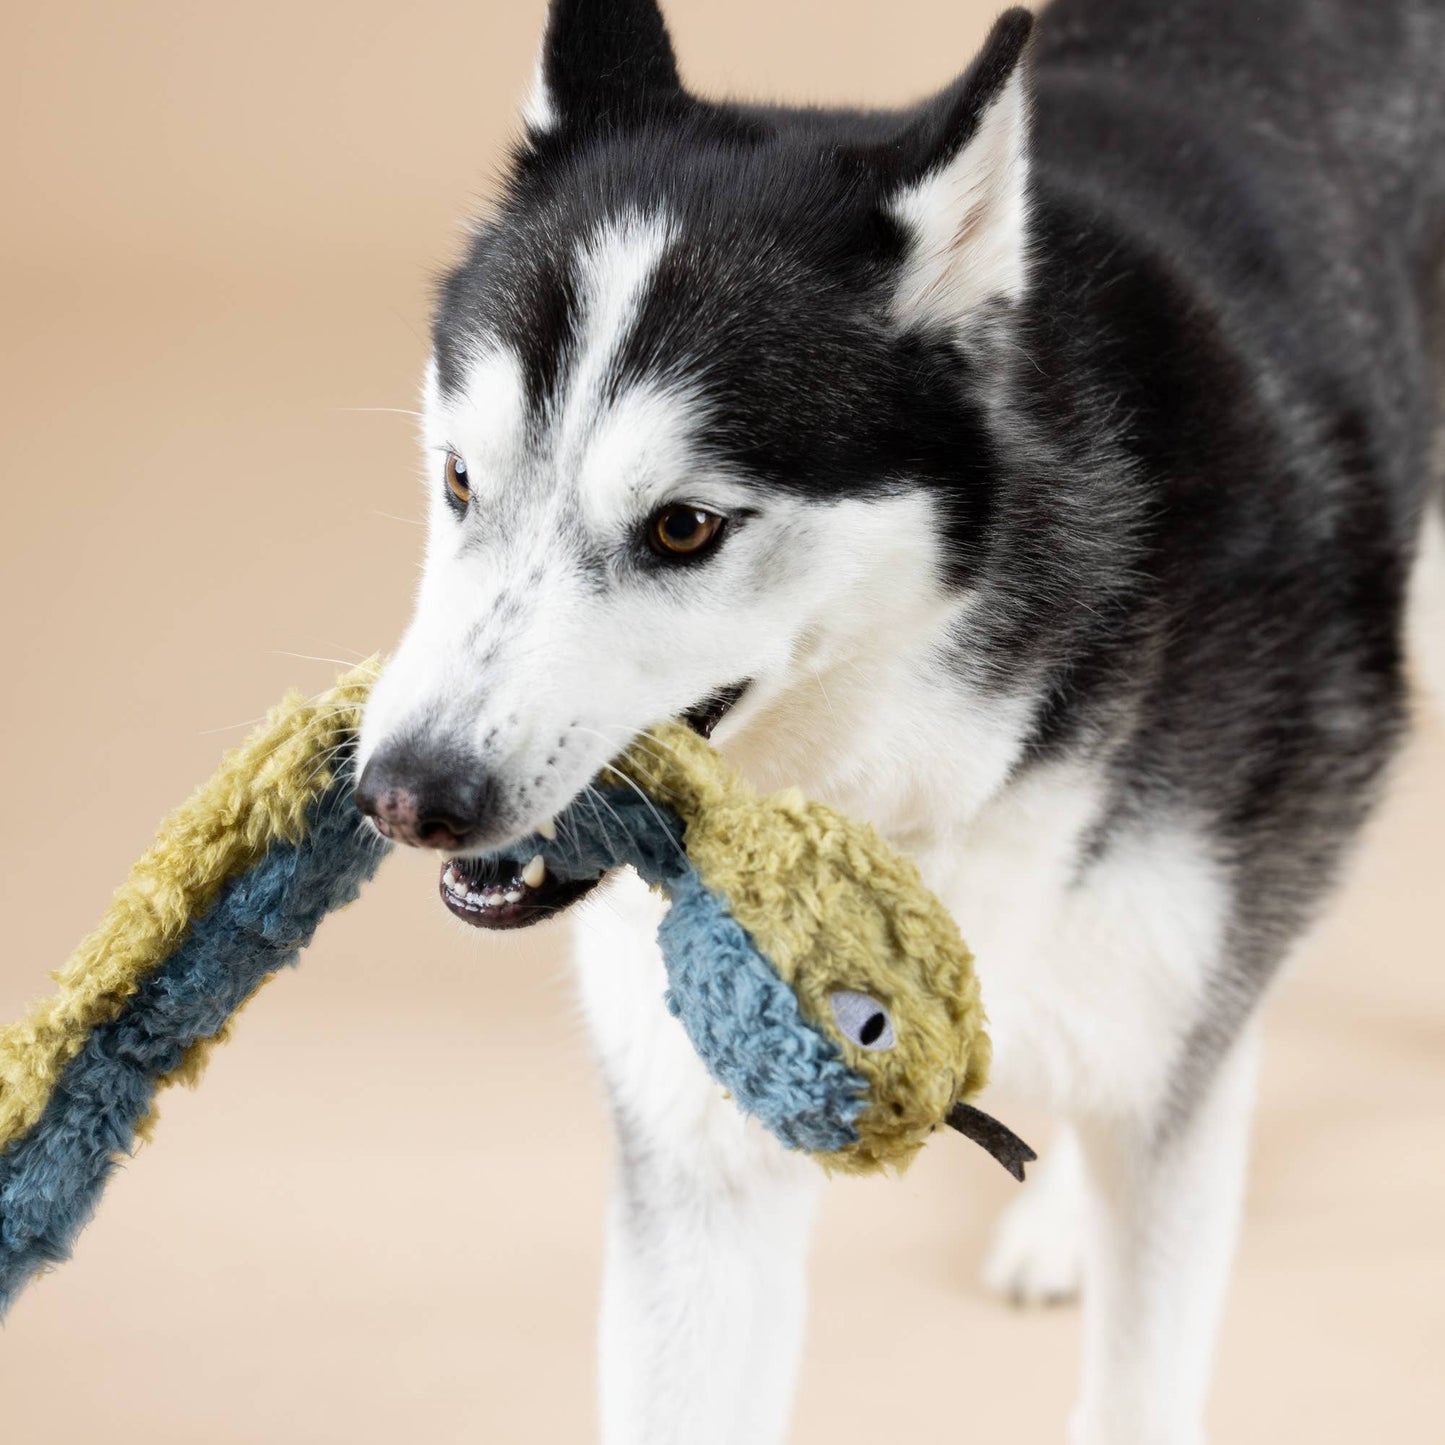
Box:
[945,1103,1038,1181]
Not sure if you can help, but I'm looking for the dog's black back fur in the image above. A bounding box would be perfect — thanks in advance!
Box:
[435,0,1445,1095]
[1020,0,1445,1079]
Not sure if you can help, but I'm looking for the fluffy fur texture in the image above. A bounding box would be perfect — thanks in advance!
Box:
[0,665,388,1315]
[355,0,1445,1439]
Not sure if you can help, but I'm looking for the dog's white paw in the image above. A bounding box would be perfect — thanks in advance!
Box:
[982,1131,1085,1307]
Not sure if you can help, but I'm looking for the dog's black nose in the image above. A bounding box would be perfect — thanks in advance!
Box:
[355,749,492,851]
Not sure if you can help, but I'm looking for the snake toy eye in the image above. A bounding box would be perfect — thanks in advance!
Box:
[829,990,896,1051]
[445,452,470,507]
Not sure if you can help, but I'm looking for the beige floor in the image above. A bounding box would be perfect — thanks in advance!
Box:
[2,2,1444,1441]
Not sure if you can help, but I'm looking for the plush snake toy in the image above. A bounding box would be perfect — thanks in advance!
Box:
[0,664,1030,1315]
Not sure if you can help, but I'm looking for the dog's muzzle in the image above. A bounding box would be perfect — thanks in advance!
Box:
[436,680,750,931]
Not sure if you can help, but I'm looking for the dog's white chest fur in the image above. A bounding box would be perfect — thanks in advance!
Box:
[709,644,1226,1129]
[917,769,1223,1121]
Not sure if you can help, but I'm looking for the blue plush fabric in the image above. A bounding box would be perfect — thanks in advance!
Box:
[506,787,868,1154]
[658,870,865,1152]
[506,787,689,891]
[0,785,387,1318]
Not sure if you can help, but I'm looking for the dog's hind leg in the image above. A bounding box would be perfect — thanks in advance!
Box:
[575,873,823,1445]
[982,1123,1086,1306]
[1070,1025,1262,1445]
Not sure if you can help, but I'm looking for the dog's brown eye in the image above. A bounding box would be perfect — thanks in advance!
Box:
[650,505,724,558]
[445,452,470,506]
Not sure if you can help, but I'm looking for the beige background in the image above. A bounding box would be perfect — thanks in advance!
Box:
[1,1,1442,1440]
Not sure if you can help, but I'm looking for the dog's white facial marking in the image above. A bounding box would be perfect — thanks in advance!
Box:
[717,506,1035,841]
[577,380,716,531]
[442,347,529,508]
[557,212,679,457]
[522,52,558,134]
[889,66,1031,330]
[363,209,977,849]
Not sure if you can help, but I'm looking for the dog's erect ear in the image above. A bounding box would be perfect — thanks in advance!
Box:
[526,0,686,136]
[873,8,1035,331]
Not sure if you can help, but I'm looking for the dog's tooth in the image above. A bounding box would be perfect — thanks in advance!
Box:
[522,854,546,889]
[536,817,557,841]
[503,888,525,904]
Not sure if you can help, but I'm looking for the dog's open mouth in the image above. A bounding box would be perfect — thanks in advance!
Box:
[439,854,601,931]
[682,681,749,739]
[438,681,750,932]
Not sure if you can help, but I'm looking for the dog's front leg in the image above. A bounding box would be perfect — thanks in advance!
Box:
[1071,1025,1261,1445]
[574,874,823,1445]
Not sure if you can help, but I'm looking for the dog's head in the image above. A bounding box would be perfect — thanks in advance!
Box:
[357,0,1035,915]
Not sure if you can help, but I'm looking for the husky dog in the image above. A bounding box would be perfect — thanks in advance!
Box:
[356,1,1445,1439]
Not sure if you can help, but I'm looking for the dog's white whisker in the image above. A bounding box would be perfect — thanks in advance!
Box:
[272,650,367,669]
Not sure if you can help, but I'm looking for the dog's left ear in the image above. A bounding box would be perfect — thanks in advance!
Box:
[872,8,1035,332]
[526,0,687,137]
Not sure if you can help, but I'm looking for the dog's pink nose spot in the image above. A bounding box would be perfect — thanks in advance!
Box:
[355,755,490,851]
[380,789,418,827]
[372,788,465,849]
[368,786,423,844]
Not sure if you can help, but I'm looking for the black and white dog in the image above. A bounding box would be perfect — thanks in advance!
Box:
[355,1,1445,1439]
